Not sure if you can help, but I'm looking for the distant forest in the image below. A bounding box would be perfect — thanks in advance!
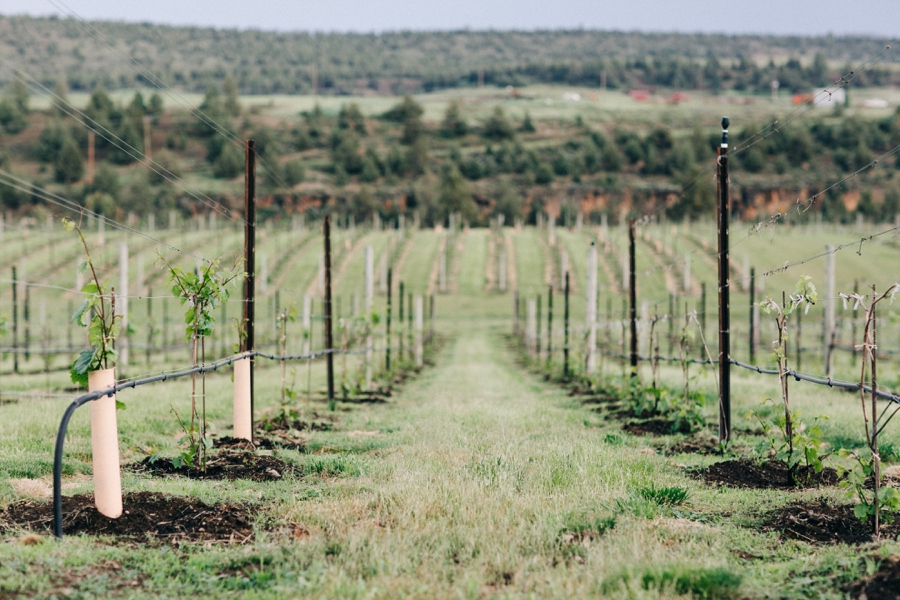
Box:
[0,15,898,95]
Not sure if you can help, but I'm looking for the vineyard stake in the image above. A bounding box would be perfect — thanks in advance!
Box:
[824,245,836,376]
[717,116,731,442]
[386,268,392,371]
[415,296,424,367]
[536,294,542,359]
[586,242,598,373]
[324,215,335,405]
[364,245,374,389]
[399,281,404,359]
[564,271,570,378]
[629,219,637,375]
[24,272,29,362]
[699,282,707,359]
[547,284,553,366]
[11,266,17,373]
[118,242,129,368]
[242,138,256,437]
[749,267,756,363]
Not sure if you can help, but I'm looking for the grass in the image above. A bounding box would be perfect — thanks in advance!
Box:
[2,223,900,597]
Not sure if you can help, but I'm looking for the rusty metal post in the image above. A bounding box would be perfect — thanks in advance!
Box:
[717,116,731,442]
[243,139,256,436]
[629,219,638,375]
[564,272,570,378]
[324,216,335,404]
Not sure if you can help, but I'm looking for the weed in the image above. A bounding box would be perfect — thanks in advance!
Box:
[636,484,690,506]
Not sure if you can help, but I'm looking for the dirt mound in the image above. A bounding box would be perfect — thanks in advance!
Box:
[2,491,256,543]
[763,499,900,545]
[846,554,900,599]
[132,450,292,481]
[700,459,839,489]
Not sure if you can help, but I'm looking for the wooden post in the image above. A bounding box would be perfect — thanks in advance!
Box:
[824,245,836,377]
[386,268,392,371]
[668,293,675,357]
[302,294,311,354]
[87,130,95,185]
[586,242,598,373]
[536,294,542,360]
[527,298,537,357]
[118,242,129,368]
[564,272,570,378]
[560,250,569,289]
[415,296,423,367]
[629,219,638,375]
[439,246,447,293]
[514,290,520,335]
[242,139,256,436]
[23,275,29,362]
[716,116,731,442]
[399,281,405,360]
[749,267,756,363]
[408,292,413,362]
[11,266,18,373]
[143,116,152,163]
[364,245,374,390]
[324,216,335,404]
[683,253,691,293]
[145,291,153,365]
[851,280,859,365]
[499,248,507,292]
[547,284,553,366]
[699,282,707,360]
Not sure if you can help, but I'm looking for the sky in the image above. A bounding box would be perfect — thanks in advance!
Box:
[2,0,898,37]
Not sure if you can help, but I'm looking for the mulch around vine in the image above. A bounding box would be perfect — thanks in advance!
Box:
[763,499,900,546]
[699,459,839,489]
[1,492,256,543]
[846,554,900,599]
[131,450,292,482]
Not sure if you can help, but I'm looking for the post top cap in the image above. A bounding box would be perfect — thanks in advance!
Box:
[721,116,730,130]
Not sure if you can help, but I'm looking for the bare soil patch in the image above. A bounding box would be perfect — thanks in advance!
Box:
[763,499,900,546]
[846,554,900,599]
[622,418,688,436]
[131,450,292,482]
[700,459,839,489]
[2,491,256,543]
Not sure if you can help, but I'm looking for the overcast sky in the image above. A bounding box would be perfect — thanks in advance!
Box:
[3,0,898,37]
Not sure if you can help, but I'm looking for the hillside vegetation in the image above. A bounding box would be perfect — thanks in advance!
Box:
[1,15,898,94]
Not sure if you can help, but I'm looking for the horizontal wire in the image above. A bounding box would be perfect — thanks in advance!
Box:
[0,170,215,264]
[11,69,242,225]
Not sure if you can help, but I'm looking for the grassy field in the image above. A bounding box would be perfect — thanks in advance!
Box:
[1,221,900,598]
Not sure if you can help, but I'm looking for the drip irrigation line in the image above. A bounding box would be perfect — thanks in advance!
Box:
[51,334,436,537]
[41,0,292,193]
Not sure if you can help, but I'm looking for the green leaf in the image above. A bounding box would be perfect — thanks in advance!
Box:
[70,349,95,386]
[115,400,126,411]
[71,298,90,326]
[854,503,870,521]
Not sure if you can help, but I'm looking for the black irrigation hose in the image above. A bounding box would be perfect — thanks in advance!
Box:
[52,337,435,538]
